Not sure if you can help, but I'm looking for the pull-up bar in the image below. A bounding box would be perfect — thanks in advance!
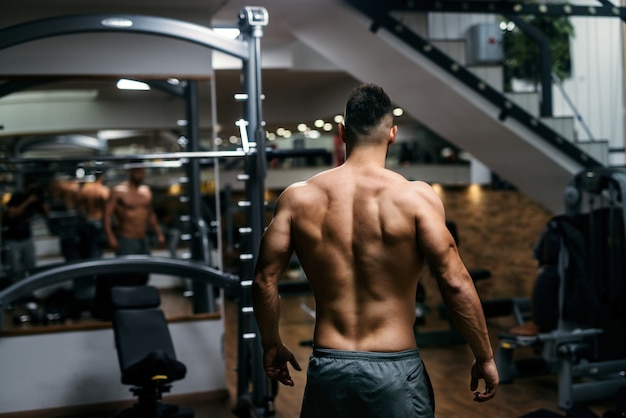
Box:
[0,13,249,60]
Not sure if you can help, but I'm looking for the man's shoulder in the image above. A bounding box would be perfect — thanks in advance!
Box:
[381,172,431,192]
[383,178,440,212]
[113,182,128,191]
[278,175,330,208]
[281,180,317,199]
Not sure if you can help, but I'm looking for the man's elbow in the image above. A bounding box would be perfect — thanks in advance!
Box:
[435,270,474,294]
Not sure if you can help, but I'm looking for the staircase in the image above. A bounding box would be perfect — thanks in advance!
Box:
[275,0,605,214]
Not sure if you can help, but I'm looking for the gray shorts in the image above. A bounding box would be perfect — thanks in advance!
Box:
[116,236,150,256]
[300,348,435,418]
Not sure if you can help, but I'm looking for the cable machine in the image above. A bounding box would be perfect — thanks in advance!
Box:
[0,8,276,416]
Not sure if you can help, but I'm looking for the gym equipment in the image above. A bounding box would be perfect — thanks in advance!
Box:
[0,257,239,415]
[0,7,275,417]
[110,285,192,418]
[497,167,626,410]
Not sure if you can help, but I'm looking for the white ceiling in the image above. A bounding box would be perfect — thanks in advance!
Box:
[0,0,380,142]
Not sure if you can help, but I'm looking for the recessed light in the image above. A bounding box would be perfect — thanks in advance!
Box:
[116,79,150,91]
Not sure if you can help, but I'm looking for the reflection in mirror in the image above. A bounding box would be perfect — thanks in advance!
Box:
[0,77,228,331]
[0,160,227,331]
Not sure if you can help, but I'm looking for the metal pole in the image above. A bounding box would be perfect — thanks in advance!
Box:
[505,14,553,118]
[185,80,214,313]
[236,6,271,414]
[551,72,596,141]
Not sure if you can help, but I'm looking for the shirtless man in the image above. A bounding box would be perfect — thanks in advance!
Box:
[104,167,165,257]
[77,171,110,259]
[252,84,498,417]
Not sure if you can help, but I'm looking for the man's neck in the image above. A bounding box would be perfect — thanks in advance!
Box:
[127,180,142,189]
[344,145,388,168]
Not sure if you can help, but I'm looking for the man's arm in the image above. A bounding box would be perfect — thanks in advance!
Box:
[415,183,498,402]
[103,189,119,251]
[149,209,165,247]
[252,189,302,386]
[7,194,37,219]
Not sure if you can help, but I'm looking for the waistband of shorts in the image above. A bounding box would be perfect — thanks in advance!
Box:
[312,347,420,361]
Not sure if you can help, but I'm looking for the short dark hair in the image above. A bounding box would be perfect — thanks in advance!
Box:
[343,83,393,140]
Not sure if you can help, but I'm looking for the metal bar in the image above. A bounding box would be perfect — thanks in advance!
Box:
[210,68,225,273]
[360,10,603,169]
[185,79,215,314]
[552,72,596,141]
[568,376,626,408]
[0,14,249,60]
[377,0,626,19]
[236,7,271,413]
[0,148,326,167]
[505,14,553,118]
[0,256,240,311]
[0,150,247,164]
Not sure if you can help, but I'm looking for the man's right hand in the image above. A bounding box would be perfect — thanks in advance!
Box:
[108,237,119,252]
[470,358,499,402]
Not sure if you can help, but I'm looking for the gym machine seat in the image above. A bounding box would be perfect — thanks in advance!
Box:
[110,285,193,418]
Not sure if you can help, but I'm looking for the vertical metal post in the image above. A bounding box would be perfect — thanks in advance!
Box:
[185,80,215,313]
[505,14,553,118]
[236,6,271,414]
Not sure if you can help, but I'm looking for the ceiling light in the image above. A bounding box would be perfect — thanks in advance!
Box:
[97,129,142,140]
[334,115,344,123]
[297,123,308,132]
[116,79,150,91]
[323,123,333,131]
[393,107,404,116]
[314,119,325,128]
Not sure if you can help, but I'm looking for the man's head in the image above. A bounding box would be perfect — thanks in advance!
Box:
[341,83,396,147]
[128,167,145,186]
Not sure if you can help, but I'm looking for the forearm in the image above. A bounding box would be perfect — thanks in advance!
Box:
[252,273,283,348]
[149,212,163,237]
[8,198,32,218]
[103,195,116,240]
[103,215,114,238]
[437,270,493,361]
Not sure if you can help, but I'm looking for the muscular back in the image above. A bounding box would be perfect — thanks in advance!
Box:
[79,183,110,221]
[285,165,435,352]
